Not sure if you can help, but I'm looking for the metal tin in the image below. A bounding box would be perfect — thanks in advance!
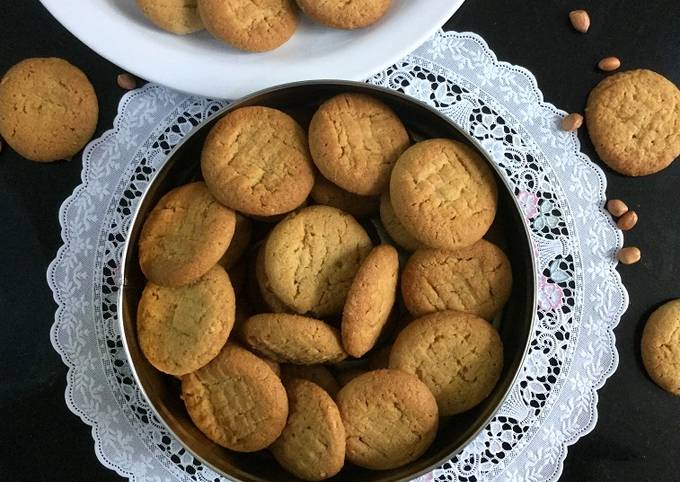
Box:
[118,80,537,482]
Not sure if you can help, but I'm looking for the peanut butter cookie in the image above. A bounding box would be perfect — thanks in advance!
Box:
[379,192,423,251]
[336,369,438,470]
[271,379,345,480]
[138,182,236,287]
[401,240,513,320]
[181,343,288,451]
[280,364,340,398]
[217,213,253,270]
[264,205,372,316]
[136,0,204,34]
[310,174,379,218]
[296,0,391,29]
[390,310,503,415]
[137,265,235,376]
[241,313,347,364]
[586,69,680,176]
[309,93,410,195]
[641,299,680,396]
[255,244,292,313]
[0,58,98,162]
[342,245,399,357]
[390,139,498,250]
[201,106,314,216]
[197,0,298,52]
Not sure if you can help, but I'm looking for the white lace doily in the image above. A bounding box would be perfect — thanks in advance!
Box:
[48,30,628,482]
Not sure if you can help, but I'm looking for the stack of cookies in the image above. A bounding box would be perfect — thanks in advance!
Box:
[136,0,393,52]
[135,92,513,480]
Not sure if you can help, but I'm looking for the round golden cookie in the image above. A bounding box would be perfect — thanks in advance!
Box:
[296,0,391,29]
[137,265,235,376]
[136,0,204,34]
[390,311,503,416]
[255,244,293,313]
[586,69,680,176]
[201,106,314,216]
[310,175,379,218]
[0,58,98,162]
[342,245,399,357]
[181,343,288,451]
[390,139,498,250]
[241,313,348,364]
[280,364,341,398]
[139,182,236,287]
[197,0,298,52]
[336,369,438,470]
[641,299,680,396]
[264,205,373,316]
[309,93,410,196]
[217,213,253,270]
[379,192,424,251]
[271,379,345,481]
[401,240,513,321]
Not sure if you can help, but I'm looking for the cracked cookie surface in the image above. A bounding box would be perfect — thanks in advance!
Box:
[181,343,288,451]
[389,310,503,416]
[641,299,680,395]
[139,182,236,287]
[336,369,438,470]
[586,69,680,176]
[241,313,347,364]
[310,174,379,218]
[0,57,98,162]
[197,0,298,52]
[271,379,345,480]
[342,245,399,357]
[296,0,391,29]
[264,205,372,316]
[401,240,512,321]
[137,0,204,34]
[137,265,235,376]
[309,93,410,196]
[390,138,497,250]
[201,106,314,216]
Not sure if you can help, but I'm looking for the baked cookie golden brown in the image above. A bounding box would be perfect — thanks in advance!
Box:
[641,299,680,396]
[136,0,204,34]
[309,93,410,196]
[280,364,340,398]
[201,106,314,216]
[390,139,498,250]
[264,205,373,316]
[137,265,235,376]
[586,69,680,176]
[138,182,236,287]
[271,379,345,480]
[241,313,347,364]
[389,310,503,415]
[255,244,293,313]
[336,369,438,470]
[401,240,512,320]
[342,245,399,357]
[0,57,98,162]
[181,343,288,451]
[310,175,379,218]
[296,0,391,29]
[379,192,424,251]
[197,0,298,52]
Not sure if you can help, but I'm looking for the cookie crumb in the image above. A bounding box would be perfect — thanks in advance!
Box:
[117,73,137,90]
[617,246,641,264]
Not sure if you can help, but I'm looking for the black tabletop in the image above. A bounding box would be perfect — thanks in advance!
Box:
[1,1,679,481]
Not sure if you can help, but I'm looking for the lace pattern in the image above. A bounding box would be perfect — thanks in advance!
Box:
[48,30,628,482]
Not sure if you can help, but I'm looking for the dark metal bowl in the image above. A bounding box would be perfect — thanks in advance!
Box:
[118,80,537,482]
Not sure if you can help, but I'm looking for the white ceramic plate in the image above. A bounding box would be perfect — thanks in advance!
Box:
[39,0,464,99]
